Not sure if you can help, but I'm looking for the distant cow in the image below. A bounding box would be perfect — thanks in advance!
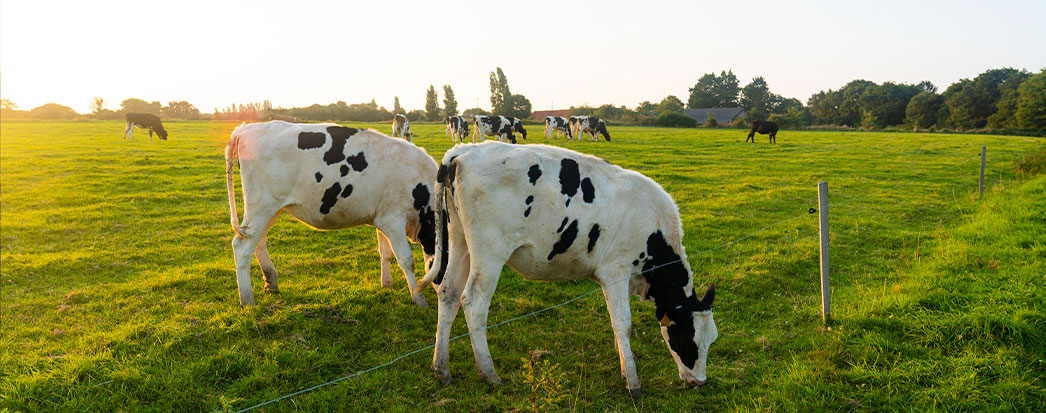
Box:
[746,121,778,143]
[124,113,168,140]
[544,116,573,139]
[418,141,718,396]
[574,116,611,142]
[473,115,526,144]
[446,116,470,143]
[225,121,437,307]
[392,114,413,142]
[269,114,299,122]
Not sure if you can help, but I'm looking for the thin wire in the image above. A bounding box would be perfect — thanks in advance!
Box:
[237,153,982,412]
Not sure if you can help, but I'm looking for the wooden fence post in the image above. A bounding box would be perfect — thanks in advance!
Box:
[818,181,831,324]
[980,146,986,198]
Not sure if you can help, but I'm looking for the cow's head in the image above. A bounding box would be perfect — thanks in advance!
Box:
[156,126,169,140]
[659,283,717,386]
[411,183,438,271]
[513,119,527,140]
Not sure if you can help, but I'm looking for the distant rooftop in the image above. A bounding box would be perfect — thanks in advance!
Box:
[530,109,571,120]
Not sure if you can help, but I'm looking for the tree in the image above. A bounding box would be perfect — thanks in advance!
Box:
[687,70,739,108]
[1015,70,1046,129]
[28,103,78,119]
[393,96,403,114]
[858,82,922,128]
[635,101,658,117]
[705,112,718,128]
[90,97,106,115]
[424,85,440,121]
[658,95,685,114]
[905,91,944,129]
[462,107,489,118]
[508,94,532,119]
[442,85,458,118]
[740,77,773,121]
[942,68,1029,129]
[489,67,512,115]
[0,99,17,110]
[162,101,201,119]
[807,90,843,125]
[772,97,804,114]
[120,98,162,114]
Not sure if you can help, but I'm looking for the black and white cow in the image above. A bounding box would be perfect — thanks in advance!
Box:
[392,114,413,142]
[225,121,437,307]
[446,116,470,143]
[473,115,527,144]
[746,120,777,143]
[573,115,611,142]
[544,116,573,139]
[417,141,717,396]
[124,112,168,140]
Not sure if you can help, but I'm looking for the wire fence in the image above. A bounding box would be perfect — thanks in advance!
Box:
[237,151,989,412]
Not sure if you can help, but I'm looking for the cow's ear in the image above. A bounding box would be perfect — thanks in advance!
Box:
[697,283,715,310]
[660,313,674,327]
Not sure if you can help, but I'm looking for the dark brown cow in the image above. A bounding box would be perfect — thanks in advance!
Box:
[124,113,168,140]
[746,121,777,143]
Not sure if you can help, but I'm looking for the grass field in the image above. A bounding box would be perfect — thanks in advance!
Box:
[2,120,1044,411]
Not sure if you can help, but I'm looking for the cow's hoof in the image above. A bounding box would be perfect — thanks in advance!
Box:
[481,373,502,385]
[264,285,280,294]
[627,387,643,398]
[413,296,429,308]
[436,372,454,386]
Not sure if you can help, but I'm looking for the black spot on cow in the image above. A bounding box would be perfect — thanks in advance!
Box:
[320,182,342,214]
[642,230,702,369]
[315,172,323,183]
[346,152,368,172]
[587,223,601,253]
[632,260,640,266]
[581,178,595,203]
[556,217,568,233]
[340,165,349,177]
[559,159,580,198]
[547,219,579,260]
[525,195,534,205]
[297,132,326,150]
[322,126,358,165]
[528,165,542,185]
[437,157,459,195]
[412,183,430,210]
[640,252,646,259]
[340,184,353,198]
[524,206,531,217]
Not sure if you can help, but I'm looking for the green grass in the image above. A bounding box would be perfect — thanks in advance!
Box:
[2,120,1044,411]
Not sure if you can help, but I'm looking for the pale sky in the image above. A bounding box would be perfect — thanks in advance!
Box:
[2,0,1045,114]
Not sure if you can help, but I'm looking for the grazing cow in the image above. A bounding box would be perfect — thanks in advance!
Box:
[473,115,526,144]
[269,114,299,122]
[225,121,437,307]
[446,116,471,143]
[417,142,718,396]
[392,114,413,142]
[574,116,611,142]
[746,120,778,143]
[544,116,573,139]
[124,113,168,140]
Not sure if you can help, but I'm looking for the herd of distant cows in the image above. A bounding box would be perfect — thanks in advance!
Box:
[118,110,782,397]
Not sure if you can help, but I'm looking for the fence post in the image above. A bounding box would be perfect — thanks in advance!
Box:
[817,182,831,324]
[980,146,986,198]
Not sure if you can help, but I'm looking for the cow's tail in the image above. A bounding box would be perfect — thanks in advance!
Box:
[226,129,248,239]
[417,159,455,290]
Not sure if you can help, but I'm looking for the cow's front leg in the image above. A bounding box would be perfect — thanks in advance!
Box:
[600,273,642,397]
[376,229,395,289]
[462,257,506,385]
[255,234,280,293]
[374,216,427,307]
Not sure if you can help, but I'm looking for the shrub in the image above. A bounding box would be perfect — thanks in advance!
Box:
[654,111,697,128]
[1014,145,1046,175]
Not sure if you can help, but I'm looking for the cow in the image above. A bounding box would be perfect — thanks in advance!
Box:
[544,116,573,139]
[124,113,168,140]
[746,120,778,143]
[269,114,299,122]
[417,141,718,397]
[392,114,413,142]
[446,116,470,143]
[573,116,611,142]
[225,121,437,307]
[473,115,527,144]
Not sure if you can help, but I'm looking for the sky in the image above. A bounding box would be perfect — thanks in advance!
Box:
[2,0,1045,114]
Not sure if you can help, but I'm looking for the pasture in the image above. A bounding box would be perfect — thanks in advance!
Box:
[2,120,1044,411]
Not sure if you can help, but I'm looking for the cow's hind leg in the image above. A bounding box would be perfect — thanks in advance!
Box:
[255,234,280,293]
[376,229,395,289]
[462,253,509,385]
[432,232,471,384]
[599,269,643,396]
[770,131,776,144]
[231,206,281,306]
[374,216,427,307]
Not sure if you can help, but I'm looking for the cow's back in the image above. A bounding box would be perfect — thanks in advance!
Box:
[444,142,685,280]
[233,121,436,230]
